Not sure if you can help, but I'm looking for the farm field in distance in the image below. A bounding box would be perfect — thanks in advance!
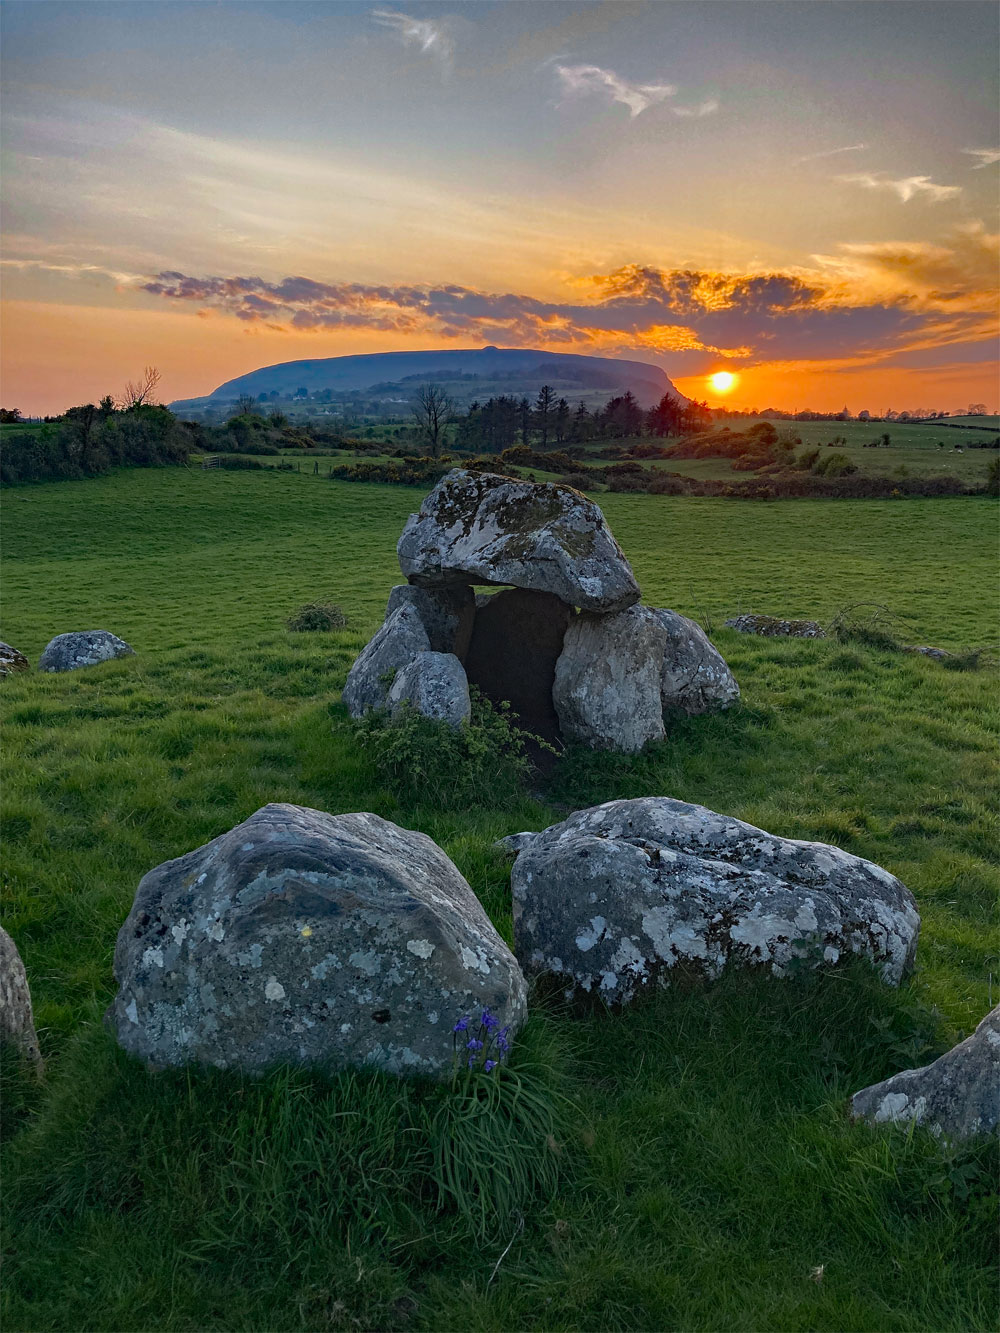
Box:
[2,467,997,1332]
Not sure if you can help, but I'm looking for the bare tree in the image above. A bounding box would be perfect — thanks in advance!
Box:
[237,393,259,416]
[118,366,162,410]
[411,383,454,458]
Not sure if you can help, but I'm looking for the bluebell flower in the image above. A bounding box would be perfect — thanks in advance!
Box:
[467,1038,484,1051]
[453,1016,470,1033]
[467,1055,476,1069]
[484,1059,496,1073]
[481,1009,499,1031]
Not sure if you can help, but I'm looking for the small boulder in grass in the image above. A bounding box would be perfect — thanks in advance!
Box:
[38,630,135,672]
[286,601,347,632]
[0,926,43,1071]
[724,614,826,639]
[0,642,30,678]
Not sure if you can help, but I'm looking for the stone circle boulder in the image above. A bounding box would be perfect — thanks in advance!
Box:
[851,1005,999,1141]
[649,609,740,715]
[397,469,640,613]
[724,614,825,639]
[342,602,431,717]
[108,803,528,1078]
[1,927,43,1070]
[505,797,919,1006]
[0,643,30,678]
[38,630,135,672]
[553,606,666,752]
[388,651,471,728]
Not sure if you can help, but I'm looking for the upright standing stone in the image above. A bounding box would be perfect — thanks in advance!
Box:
[0,927,43,1070]
[648,608,740,715]
[552,606,667,752]
[342,602,430,717]
[385,584,476,660]
[387,651,471,728]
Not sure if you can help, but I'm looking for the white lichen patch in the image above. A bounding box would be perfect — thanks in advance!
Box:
[142,947,164,969]
[264,977,286,1002]
[406,938,435,959]
[575,916,607,952]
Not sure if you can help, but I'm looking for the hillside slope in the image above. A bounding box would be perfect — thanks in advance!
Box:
[170,346,683,413]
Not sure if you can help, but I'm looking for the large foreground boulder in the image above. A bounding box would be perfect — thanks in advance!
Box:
[649,609,740,715]
[38,630,135,672]
[0,927,43,1070]
[505,797,919,1006]
[397,470,640,613]
[552,606,666,752]
[0,643,30,678]
[851,1006,999,1141]
[108,804,527,1078]
[388,651,471,728]
[342,602,431,717]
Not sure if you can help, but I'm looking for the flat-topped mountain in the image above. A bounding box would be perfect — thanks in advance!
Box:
[169,346,684,415]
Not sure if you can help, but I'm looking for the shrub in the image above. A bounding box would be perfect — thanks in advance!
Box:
[286,601,348,632]
[352,688,550,809]
[986,456,999,497]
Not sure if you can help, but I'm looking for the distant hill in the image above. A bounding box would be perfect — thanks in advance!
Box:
[169,347,685,415]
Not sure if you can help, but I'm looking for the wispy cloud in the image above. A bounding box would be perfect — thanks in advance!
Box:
[962,147,1000,169]
[671,99,719,119]
[371,9,455,68]
[795,143,865,164]
[555,63,677,118]
[837,172,962,203]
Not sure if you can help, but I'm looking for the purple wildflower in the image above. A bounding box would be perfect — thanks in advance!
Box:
[453,1016,470,1033]
[466,1038,484,1052]
[484,1059,497,1073]
[480,1009,499,1031]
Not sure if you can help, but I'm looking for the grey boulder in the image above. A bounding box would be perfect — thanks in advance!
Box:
[38,630,135,672]
[724,615,826,639]
[649,609,740,715]
[397,469,640,613]
[108,803,528,1078]
[553,606,666,752]
[851,1005,999,1141]
[385,583,475,660]
[0,926,43,1070]
[0,642,30,678]
[388,651,471,728]
[508,797,919,1006]
[342,602,430,717]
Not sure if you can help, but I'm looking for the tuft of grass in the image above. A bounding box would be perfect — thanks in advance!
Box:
[285,599,348,632]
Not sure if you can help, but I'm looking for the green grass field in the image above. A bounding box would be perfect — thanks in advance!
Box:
[2,468,998,1331]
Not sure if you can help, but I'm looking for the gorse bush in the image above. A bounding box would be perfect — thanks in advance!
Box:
[286,600,348,632]
[352,688,550,809]
[1,405,190,485]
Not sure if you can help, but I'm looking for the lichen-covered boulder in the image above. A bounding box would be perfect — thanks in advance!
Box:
[649,609,739,715]
[108,804,528,1078]
[38,630,135,672]
[0,926,43,1070]
[397,470,640,613]
[385,583,475,660]
[342,602,430,717]
[851,1006,999,1141]
[552,606,666,752]
[506,797,919,1006]
[0,643,30,678]
[724,615,826,639]
[388,651,471,729]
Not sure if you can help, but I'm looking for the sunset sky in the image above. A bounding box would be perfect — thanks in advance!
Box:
[2,0,997,416]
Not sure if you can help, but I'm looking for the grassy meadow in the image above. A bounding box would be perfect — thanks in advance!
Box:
[2,467,998,1331]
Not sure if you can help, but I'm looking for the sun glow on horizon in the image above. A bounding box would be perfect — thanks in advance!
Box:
[709,371,738,394]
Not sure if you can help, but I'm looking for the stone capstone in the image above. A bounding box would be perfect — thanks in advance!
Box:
[464,588,572,742]
[342,602,431,717]
[0,926,43,1070]
[397,469,640,613]
[506,797,919,1006]
[107,803,528,1078]
[648,608,740,715]
[851,1005,1000,1141]
[387,651,471,728]
[0,643,30,678]
[38,630,135,673]
[724,615,826,639]
[385,583,475,660]
[552,606,666,752]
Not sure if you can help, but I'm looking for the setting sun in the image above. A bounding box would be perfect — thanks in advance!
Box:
[709,371,738,394]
